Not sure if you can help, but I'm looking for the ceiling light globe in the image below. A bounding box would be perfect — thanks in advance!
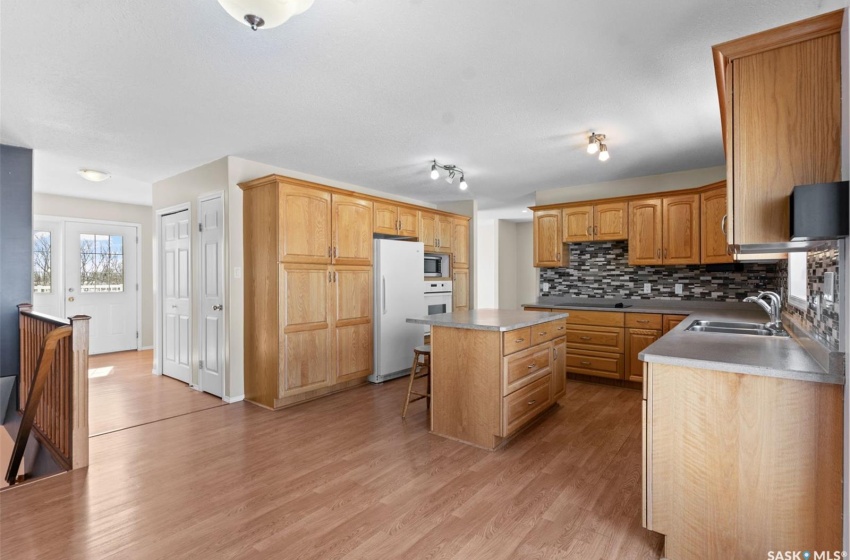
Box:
[598,145,610,161]
[459,178,468,191]
[77,169,111,182]
[587,141,599,155]
[430,168,439,180]
[217,0,314,30]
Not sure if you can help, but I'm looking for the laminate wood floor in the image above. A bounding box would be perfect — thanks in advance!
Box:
[88,350,224,436]
[1,378,664,559]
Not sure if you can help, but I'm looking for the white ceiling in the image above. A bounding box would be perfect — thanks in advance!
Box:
[1,0,845,211]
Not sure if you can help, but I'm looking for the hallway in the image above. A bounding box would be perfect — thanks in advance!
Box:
[89,350,224,436]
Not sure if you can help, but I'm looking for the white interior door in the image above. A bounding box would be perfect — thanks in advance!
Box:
[161,210,192,383]
[32,219,63,318]
[64,221,138,355]
[199,196,224,398]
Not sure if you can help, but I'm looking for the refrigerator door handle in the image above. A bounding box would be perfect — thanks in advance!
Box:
[382,276,387,315]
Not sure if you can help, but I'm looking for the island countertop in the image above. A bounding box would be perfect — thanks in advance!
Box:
[407,309,569,332]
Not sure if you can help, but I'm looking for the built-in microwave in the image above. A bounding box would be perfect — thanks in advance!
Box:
[424,253,450,278]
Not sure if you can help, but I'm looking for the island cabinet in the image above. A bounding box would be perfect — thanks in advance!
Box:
[241,175,374,409]
[643,362,843,557]
[713,10,843,256]
[427,313,567,450]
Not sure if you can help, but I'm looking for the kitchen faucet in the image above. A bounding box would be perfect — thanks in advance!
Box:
[743,291,784,331]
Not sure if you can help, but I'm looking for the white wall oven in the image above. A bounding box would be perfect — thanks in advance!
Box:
[423,281,452,335]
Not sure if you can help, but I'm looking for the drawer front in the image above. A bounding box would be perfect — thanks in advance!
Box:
[564,310,624,327]
[503,327,531,355]
[625,313,662,330]
[566,351,624,380]
[531,319,566,343]
[565,325,624,353]
[503,374,552,437]
[505,345,551,394]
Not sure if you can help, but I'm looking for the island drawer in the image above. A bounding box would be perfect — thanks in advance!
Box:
[503,327,531,355]
[625,313,662,330]
[502,374,551,437]
[531,319,566,343]
[566,350,624,380]
[565,325,624,353]
[564,310,625,327]
[504,345,551,395]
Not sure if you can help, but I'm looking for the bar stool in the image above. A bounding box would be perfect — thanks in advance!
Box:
[402,345,431,419]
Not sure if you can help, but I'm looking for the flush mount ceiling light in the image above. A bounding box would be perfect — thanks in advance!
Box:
[77,169,111,182]
[586,132,610,161]
[430,160,469,191]
[217,0,314,31]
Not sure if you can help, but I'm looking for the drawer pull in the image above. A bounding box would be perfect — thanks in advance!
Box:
[579,336,592,341]
[514,338,525,343]
[636,320,650,324]
[538,332,547,336]
[527,364,536,369]
[527,400,537,406]
[557,326,565,330]
[580,360,592,366]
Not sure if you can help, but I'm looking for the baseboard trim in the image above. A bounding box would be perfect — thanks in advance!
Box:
[138,345,154,351]
[151,369,161,375]
[223,394,244,404]
[189,384,202,392]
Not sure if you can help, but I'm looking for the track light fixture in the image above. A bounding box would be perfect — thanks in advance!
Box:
[587,132,610,161]
[429,160,469,190]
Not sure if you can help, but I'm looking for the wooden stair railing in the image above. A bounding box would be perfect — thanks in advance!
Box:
[6,304,90,485]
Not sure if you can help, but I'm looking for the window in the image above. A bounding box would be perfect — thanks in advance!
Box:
[80,234,124,292]
[33,231,52,293]
[787,251,807,309]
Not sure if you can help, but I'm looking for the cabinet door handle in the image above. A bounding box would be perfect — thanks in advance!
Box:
[586,226,592,236]
[663,248,668,259]
[553,348,557,359]
[657,249,661,259]
[580,360,592,366]
[328,247,332,257]
[514,338,525,343]
[328,271,332,283]
[593,226,598,235]
[579,336,591,340]
[334,271,338,282]
[398,220,401,231]
[527,400,537,406]
[721,215,727,236]
[333,247,337,258]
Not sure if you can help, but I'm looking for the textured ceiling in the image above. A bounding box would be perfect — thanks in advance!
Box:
[1,0,845,210]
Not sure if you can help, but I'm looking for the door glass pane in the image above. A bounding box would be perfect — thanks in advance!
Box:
[33,231,52,293]
[80,234,124,292]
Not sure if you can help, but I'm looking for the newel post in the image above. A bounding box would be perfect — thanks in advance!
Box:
[69,314,90,470]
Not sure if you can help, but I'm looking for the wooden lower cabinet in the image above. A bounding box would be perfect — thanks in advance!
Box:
[643,362,843,557]
[662,314,689,334]
[333,266,373,384]
[430,318,565,449]
[625,328,661,382]
[453,269,469,311]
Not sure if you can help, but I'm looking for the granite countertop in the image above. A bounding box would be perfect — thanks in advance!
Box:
[407,309,569,332]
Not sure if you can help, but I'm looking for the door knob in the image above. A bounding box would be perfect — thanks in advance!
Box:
[172,305,178,309]
[67,297,75,302]
[213,305,223,311]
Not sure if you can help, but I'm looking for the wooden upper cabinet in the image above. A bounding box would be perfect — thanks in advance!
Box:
[453,268,470,311]
[594,202,628,241]
[398,207,420,238]
[437,215,453,252]
[373,202,399,236]
[563,206,593,242]
[714,12,842,249]
[662,194,700,265]
[420,212,438,251]
[628,199,662,266]
[279,184,332,264]
[701,185,732,264]
[533,210,566,268]
[332,194,373,266]
[452,218,470,268]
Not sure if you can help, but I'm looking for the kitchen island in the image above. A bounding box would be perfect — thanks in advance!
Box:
[407,310,568,450]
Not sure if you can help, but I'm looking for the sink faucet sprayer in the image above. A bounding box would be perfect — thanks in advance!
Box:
[743,291,783,331]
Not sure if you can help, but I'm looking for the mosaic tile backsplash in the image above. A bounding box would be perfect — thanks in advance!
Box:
[778,242,841,350]
[538,241,779,301]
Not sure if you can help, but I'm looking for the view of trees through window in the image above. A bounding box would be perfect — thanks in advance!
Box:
[80,234,124,293]
[33,231,52,293]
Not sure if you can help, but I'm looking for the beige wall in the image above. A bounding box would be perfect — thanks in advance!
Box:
[535,165,726,205]
[33,193,155,348]
[497,221,518,310]
[516,222,538,306]
[437,200,477,310]
[475,219,497,309]
[152,157,230,391]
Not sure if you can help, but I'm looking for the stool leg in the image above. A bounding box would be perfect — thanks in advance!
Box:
[402,351,419,419]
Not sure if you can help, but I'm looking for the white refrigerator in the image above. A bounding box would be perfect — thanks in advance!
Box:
[370,239,426,383]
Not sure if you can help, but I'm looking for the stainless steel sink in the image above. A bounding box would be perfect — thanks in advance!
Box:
[686,320,790,337]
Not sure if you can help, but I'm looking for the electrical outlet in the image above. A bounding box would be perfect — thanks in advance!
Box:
[823,271,835,303]
[643,283,651,294]
[675,284,683,295]
[234,267,242,279]
[541,282,550,292]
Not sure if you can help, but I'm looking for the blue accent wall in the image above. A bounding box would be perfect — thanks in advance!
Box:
[0,145,33,377]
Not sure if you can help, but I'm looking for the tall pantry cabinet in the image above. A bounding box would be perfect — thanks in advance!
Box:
[241,176,374,409]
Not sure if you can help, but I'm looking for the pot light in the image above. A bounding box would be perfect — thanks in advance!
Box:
[217,0,314,31]
[77,169,111,182]
[429,159,470,191]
